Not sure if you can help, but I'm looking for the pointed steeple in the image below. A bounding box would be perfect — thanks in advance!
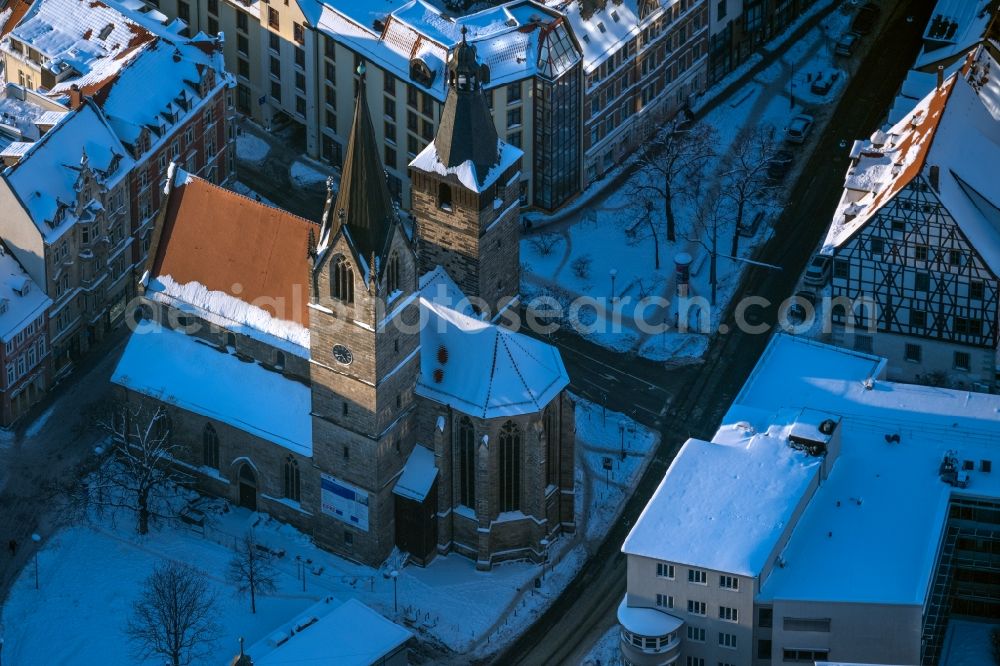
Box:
[320,62,397,268]
[434,27,501,185]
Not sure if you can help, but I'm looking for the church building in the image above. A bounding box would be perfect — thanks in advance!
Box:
[111,37,576,569]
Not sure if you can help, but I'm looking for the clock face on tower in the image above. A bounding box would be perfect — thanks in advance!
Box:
[332,344,353,366]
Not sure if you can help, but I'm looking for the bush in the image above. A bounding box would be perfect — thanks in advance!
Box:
[529,233,563,257]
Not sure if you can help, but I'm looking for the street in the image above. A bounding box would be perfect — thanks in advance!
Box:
[496,0,933,663]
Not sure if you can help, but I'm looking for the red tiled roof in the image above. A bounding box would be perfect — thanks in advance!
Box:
[151,176,317,327]
[0,0,31,37]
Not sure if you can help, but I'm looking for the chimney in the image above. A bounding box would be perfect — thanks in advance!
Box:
[929,164,940,192]
[937,64,944,89]
[69,84,83,110]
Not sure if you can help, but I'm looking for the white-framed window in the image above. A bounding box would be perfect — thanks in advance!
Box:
[688,568,707,584]
[685,658,704,666]
[718,632,737,649]
[656,593,673,609]
[719,606,738,622]
[656,562,674,579]
[6,363,14,385]
[719,575,739,590]
[687,600,706,615]
[686,625,705,642]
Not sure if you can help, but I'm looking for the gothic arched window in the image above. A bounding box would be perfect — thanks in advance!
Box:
[203,423,219,469]
[332,256,354,303]
[283,456,301,502]
[458,416,476,508]
[438,182,453,211]
[499,420,521,513]
[386,251,401,295]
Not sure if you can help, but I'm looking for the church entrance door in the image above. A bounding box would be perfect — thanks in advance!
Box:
[238,464,257,511]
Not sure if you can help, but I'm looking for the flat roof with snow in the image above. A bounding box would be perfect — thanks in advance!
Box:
[111,326,312,456]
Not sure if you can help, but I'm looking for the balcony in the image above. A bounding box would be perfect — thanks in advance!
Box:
[617,597,683,666]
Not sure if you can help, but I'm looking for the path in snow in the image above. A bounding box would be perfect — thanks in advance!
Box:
[236,133,270,164]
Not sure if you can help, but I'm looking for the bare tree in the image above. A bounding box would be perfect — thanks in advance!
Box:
[627,120,717,255]
[722,125,778,258]
[688,199,727,306]
[79,400,185,535]
[227,533,277,614]
[126,561,219,666]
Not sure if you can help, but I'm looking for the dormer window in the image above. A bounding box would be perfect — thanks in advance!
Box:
[98,23,114,40]
[409,58,435,87]
[0,299,8,315]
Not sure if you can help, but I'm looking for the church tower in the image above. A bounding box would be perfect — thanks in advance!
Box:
[306,64,421,564]
[409,28,523,317]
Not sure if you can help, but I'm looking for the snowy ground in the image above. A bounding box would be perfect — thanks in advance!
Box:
[521,2,854,364]
[290,159,330,188]
[235,132,270,165]
[0,397,658,663]
[579,624,623,666]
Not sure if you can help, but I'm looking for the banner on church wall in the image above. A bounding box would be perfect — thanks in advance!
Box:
[320,473,370,532]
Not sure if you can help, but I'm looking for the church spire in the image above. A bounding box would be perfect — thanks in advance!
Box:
[319,62,397,270]
[433,26,500,186]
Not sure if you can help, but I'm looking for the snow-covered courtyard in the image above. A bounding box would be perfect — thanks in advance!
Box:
[0,396,657,663]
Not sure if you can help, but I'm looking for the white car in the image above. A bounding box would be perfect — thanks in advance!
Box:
[803,255,831,287]
[785,114,815,144]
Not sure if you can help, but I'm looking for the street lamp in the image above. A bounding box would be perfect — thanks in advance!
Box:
[390,570,399,613]
[609,268,618,302]
[31,533,40,590]
[540,539,550,580]
[619,420,626,461]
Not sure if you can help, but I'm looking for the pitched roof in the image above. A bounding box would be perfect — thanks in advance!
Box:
[148,169,316,334]
[0,0,32,38]
[416,287,569,419]
[319,68,398,270]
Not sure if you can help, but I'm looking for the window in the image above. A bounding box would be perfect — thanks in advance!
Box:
[384,72,395,94]
[955,316,982,336]
[344,530,353,545]
[688,569,707,584]
[283,456,301,501]
[915,272,930,291]
[178,0,189,22]
[757,639,772,659]
[438,183,453,211]
[783,649,829,663]
[268,7,279,29]
[458,416,476,508]
[507,107,522,128]
[949,249,964,266]
[237,11,248,32]
[915,244,928,261]
[719,575,738,590]
[716,0,726,20]
[208,17,219,36]
[293,22,304,44]
[499,420,521,513]
[685,659,704,666]
[507,131,522,148]
[971,280,985,300]
[384,98,396,120]
[271,81,281,103]
[343,445,350,460]
[954,351,971,371]
[384,146,396,169]
[686,626,705,642]
[269,32,280,53]
[687,600,706,615]
[507,82,521,103]
[385,252,400,294]
[891,218,905,232]
[656,593,673,609]
[911,309,927,328]
[656,562,674,579]
[783,617,832,632]
[718,632,737,648]
[905,343,922,362]
[203,423,219,469]
[342,402,349,417]
[295,72,305,92]
[719,606,738,622]
[758,607,773,628]
[332,257,354,303]
[854,334,873,353]
[833,259,848,279]
[870,238,884,255]
[274,351,286,370]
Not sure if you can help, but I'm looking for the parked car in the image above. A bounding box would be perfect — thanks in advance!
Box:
[851,2,880,35]
[803,255,831,287]
[835,32,860,57]
[795,289,818,307]
[785,115,815,144]
[738,210,766,238]
[810,70,840,95]
[767,150,794,182]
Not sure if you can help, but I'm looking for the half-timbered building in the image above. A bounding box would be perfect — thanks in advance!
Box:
[815,46,1000,389]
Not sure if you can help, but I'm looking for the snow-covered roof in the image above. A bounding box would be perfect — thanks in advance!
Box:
[111,326,312,455]
[0,83,68,151]
[416,279,568,419]
[6,0,155,94]
[621,425,823,577]
[823,49,1000,274]
[617,596,684,637]
[0,245,50,342]
[915,0,994,69]
[316,0,579,101]
[631,333,1000,606]
[254,598,411,666]
[99,35,229,149]
[409,136,521,192]
[545,0,667,75]
[393,444,438,501]
[3,100,133,242]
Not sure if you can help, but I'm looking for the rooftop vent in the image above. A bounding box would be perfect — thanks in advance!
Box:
[939,452,970,488]
[982,460,992,473]
[373,18,385,32]
[433,368,444,383]
[437,344,449,365]
[98,23,115,41]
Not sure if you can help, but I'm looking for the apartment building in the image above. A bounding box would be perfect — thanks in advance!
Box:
[810,46,1000,390]
[620,333,1000,666]
[708,0,821,84]
[147,0,711,210]
[0,245,51,426]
